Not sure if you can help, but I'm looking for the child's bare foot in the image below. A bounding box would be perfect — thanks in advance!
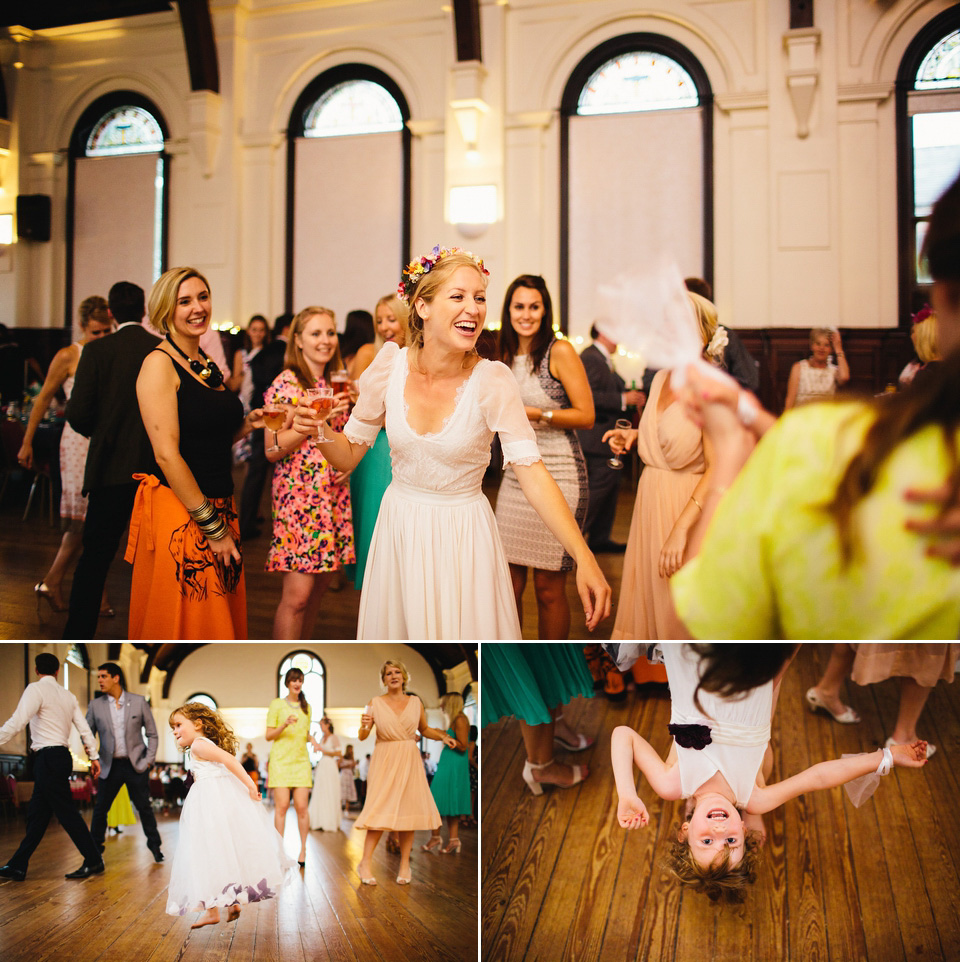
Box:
[532,759,588,788]
[744,810,767,846]
[191,908,220,928]
[226,906,240,922]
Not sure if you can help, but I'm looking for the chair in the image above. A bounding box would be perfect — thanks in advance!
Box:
[0,417,54,523]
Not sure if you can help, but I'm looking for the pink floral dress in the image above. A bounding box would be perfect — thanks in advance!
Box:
[263,369,355,573]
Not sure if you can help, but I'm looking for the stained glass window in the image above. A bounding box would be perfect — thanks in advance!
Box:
[915,30,960,90]
[303,80,403,138]
[578,52,698,115]
[85,105,164,157]
[186,693,218,711]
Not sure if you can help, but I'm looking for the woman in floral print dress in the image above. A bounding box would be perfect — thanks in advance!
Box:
[263,306,355,639]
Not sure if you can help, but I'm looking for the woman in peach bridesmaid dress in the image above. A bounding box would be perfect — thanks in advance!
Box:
[354,660,457,886]
[605,293,720,639]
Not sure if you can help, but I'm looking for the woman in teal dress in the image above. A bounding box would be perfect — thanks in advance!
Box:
[422,693,471,854]
[345,293,407,590]
[482,643,595,794]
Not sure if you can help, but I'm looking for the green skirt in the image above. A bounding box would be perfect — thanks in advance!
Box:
[429,729,472,816]
[481,643,593,728]
[345,431,392,591]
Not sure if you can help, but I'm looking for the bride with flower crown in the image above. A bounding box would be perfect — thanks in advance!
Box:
[292,246,611,639]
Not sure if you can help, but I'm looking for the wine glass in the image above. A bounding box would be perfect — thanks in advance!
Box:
[607,418,634,470]
[262,405,285,453]
[305,387,334,444]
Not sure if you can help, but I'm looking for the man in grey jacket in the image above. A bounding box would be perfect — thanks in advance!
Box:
[86,662,163,861]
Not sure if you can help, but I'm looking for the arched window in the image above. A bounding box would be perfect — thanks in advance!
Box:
[278,651,326,713]
[186,693,218,711]
[303,79,404,138]
[67,92,169,331]
[560,36,712,340]
[85,105,165,156]
[286,65,410,318]
[897,11,960,321]
[577,52,699,115]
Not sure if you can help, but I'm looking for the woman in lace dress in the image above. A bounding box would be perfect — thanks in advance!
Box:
[494,275,593,639]
[784,327,850,409]
[292,246,611,639]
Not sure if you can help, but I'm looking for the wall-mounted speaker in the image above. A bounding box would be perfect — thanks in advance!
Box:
[17,194,52,242]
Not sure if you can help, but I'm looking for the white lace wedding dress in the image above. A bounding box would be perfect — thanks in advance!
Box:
[345,341,541,639]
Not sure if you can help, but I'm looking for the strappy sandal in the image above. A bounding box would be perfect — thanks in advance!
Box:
[552,712,595,752]
[521,758,587,796]
[805,687,861,724]
[421,835,442,853]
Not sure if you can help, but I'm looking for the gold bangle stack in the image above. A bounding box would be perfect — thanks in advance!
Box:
[189,498,229,541]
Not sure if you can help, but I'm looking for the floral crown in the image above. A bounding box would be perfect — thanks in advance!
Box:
[397,245,489,304]
[911,304,933,326]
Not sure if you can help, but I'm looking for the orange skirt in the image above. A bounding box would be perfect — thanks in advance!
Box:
[124,474,247,639]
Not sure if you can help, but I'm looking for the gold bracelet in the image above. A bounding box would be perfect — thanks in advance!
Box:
[690,495,703,512]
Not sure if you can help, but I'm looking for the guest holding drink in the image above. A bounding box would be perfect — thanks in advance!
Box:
[494,275,593,639]
[355,660,457,885]
[292,249,611,639]
[345,294,408,591]
[263,306,355,639]
[127,268,265,639]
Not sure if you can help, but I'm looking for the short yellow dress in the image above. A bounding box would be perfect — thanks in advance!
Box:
[266,697,313,788]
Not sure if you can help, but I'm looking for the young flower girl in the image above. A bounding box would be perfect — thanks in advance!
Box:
[612,644,929,904]
[168,703,296,927]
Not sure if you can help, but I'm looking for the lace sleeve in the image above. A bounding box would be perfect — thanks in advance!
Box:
[478,360,541,467]
[344,342,398,447]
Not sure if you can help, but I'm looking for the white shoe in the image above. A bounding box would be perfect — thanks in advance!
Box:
[885,736,936,759]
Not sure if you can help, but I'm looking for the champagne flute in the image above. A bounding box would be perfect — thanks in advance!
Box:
[607,418,633,470]
[305,387,335,443]
[262,405,285,453]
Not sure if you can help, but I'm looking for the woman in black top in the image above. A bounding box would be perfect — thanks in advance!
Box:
[127,267,264,639]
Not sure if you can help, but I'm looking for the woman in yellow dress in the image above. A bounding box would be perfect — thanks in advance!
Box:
[266,667,322,867]
[106,783,136,835]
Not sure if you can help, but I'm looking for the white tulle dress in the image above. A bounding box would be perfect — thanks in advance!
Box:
[344,341,542,639]
[166,737,296,917]
[307,734,342,831]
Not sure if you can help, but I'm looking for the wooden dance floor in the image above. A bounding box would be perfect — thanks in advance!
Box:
[481,644,960,962]
[0,809,477,962]
[0,467,632,641]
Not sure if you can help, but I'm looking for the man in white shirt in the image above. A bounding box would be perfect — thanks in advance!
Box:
[0,653,104,881]
[85,662,162,861]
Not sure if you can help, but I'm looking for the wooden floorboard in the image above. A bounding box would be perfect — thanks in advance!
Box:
[0,805,477,962]
[0,465,633,641]
[481,644,960,962]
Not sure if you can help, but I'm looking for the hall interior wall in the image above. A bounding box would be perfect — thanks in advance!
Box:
[0,0,954,336]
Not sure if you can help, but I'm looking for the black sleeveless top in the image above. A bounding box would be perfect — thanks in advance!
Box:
[152,350,244,499]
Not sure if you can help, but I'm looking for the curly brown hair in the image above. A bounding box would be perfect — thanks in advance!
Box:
[664,818,764,905]
[169,702,239,756]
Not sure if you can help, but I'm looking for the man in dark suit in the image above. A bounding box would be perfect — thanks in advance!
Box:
[64,281,158,639]
[86,663,162,862]
[577,325,646,553]
[238,313,291,538]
